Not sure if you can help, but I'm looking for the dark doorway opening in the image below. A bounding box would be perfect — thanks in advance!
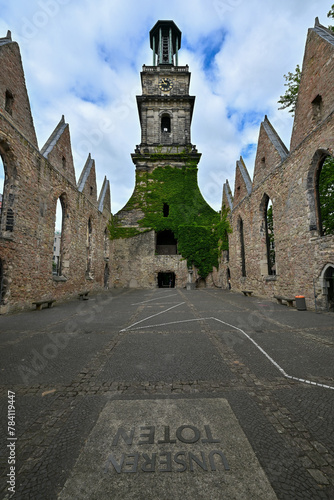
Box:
[156,230,177,255]
[196,278,206,288]
[324,266,334,311]
[158,272,175,288]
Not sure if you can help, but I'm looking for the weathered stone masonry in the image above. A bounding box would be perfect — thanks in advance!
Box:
[1,18,333,312]
[224,19,334,311]
[110,20,220,290]
[0,32,111,313]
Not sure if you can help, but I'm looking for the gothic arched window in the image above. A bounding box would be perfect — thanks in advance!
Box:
[238,217,246,277]
[260,194,276,276]
[316,155,334,236]
[53,196,67,276]
[161,114,171,133]
[0,156,4,226]
[86,217,93,276]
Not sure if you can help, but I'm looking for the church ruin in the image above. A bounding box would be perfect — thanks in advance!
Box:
[0,17,333,313]
[224,18,334,311]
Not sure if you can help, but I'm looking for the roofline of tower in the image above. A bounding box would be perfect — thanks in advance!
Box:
[149,20,182,51]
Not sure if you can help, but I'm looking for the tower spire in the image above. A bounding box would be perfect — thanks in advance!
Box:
[150,20,181,66]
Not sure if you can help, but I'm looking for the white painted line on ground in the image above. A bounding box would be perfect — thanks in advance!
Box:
[212,317,334,391]
[120,302,185,332]
[131,293,177,306]
[123,317,213,331]
[120,310,334,391]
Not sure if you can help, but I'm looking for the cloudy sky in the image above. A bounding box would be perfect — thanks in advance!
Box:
[0,0,332,217]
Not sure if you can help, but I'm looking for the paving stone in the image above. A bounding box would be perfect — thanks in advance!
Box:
[307,469,330,485]
[1,289,334,499]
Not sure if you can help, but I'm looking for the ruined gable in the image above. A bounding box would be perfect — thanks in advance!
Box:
[253,116,288,186]
[290,19,334,151]
[233,157,252,207]
[98,176,111,215]
[41,116,76,185]
[77,154,98,204]
[0,30,112,312]
[222,180,233,211]
[0,32,38,147]
[226,18,334,310]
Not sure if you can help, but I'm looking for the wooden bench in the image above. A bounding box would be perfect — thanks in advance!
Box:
[242,290,253,296]
[78,290,89,300]
[274,295,295,307]
[32,299,56,311]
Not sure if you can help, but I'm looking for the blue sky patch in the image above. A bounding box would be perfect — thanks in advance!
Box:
[184,29,227,76]
[200,30,226,72]
[227,107,264,132]
[71,84,108,106]
[241,143,257,160]
[97,43,111,64]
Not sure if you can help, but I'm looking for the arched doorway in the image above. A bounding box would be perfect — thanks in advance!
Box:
[158,272,175,288]
[324,266,334,311]
[196,278,206,288]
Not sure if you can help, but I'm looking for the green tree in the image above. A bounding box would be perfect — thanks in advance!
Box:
[328,4,334,32]
[277,65,301,116]
[319,156,334,235]
[277,7,334,234]
[278,5,334,113]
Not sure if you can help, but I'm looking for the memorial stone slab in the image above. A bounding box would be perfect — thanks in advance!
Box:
[58,398,278,499]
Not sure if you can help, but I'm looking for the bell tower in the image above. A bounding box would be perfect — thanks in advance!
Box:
[112,21,220,290]
[132,20,201,169]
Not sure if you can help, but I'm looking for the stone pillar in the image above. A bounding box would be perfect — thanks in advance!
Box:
[186,267,195,290]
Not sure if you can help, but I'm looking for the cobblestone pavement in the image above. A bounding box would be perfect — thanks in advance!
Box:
[0,288,333,499]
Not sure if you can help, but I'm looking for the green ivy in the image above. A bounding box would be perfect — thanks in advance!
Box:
[108,163,231,277]
[108,215,144,239]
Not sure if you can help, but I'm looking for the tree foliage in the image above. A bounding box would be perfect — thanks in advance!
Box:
[328,4,334,32]
[278,5,334,113]
[277,65,301,115]
[319,156,334,235]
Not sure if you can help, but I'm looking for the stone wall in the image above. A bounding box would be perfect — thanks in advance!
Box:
[2,20,333,311]
[0,34,111,313]
[111,230,189,289]
[110,229,219,289]
[225,20,334,310]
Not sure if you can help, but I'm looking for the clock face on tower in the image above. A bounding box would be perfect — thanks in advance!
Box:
[158,78,173,92]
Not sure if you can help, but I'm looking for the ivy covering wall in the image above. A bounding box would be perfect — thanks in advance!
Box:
[108,163,231,277]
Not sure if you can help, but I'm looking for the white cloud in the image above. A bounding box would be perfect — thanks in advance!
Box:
[0,0,331,212]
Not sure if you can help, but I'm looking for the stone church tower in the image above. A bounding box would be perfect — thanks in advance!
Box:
[133,20,199,161]
[110,20,221,289]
